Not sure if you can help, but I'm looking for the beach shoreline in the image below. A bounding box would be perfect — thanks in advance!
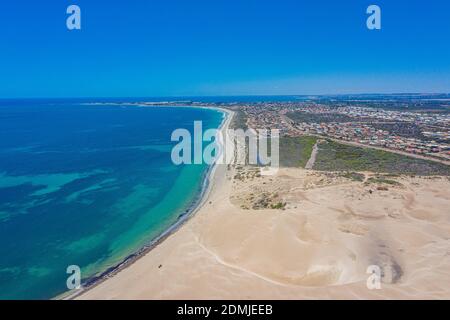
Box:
[60,106,233,300]
[77,168,450,300]
[76,105,450,300]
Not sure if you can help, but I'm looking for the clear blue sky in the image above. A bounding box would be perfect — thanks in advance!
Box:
[0,0,449,98]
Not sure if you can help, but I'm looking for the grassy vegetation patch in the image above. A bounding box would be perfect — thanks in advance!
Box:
[279,136,318,168]
[314,140,450,176]
[366,176,402,186]
[270,202,287,210]
[229,109,248,130]
[339,171,365,182]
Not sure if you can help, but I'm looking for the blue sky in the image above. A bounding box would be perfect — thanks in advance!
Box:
[0,0,449,98]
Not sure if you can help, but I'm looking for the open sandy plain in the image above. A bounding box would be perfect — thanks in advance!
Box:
[79,161,450,299]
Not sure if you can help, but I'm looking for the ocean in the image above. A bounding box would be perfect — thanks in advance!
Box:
[0,100,224,299]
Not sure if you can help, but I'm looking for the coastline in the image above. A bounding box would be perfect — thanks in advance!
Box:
[60,106,233,300]
[76,104,450,300]
[78,168,450,300]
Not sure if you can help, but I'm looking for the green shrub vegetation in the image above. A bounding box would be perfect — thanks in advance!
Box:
[340,171,365,182]
[279,136,318,168]
[366,176,402,186]
[229,109,248,130]
[314,140,450,176]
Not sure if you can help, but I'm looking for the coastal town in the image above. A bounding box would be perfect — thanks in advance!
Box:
[139,96,450,163]
[226,100,450,162]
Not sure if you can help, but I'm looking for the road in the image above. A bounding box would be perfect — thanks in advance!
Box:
[281,114,450,166]
[305,142,319,169]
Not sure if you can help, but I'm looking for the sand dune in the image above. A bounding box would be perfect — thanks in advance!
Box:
[78,163,450,300]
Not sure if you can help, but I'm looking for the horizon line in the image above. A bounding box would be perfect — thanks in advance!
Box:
[1,92,450,100]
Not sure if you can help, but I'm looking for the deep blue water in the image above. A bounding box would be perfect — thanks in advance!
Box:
[0,101,223,299]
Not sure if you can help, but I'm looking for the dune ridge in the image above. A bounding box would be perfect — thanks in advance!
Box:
[79,159,450,299]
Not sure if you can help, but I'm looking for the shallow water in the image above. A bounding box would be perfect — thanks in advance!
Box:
[0,101,223,299]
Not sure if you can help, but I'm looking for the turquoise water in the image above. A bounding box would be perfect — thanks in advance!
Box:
[0,101,223,299]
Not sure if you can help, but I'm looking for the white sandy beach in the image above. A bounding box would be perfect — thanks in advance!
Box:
[78,111,450,300]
